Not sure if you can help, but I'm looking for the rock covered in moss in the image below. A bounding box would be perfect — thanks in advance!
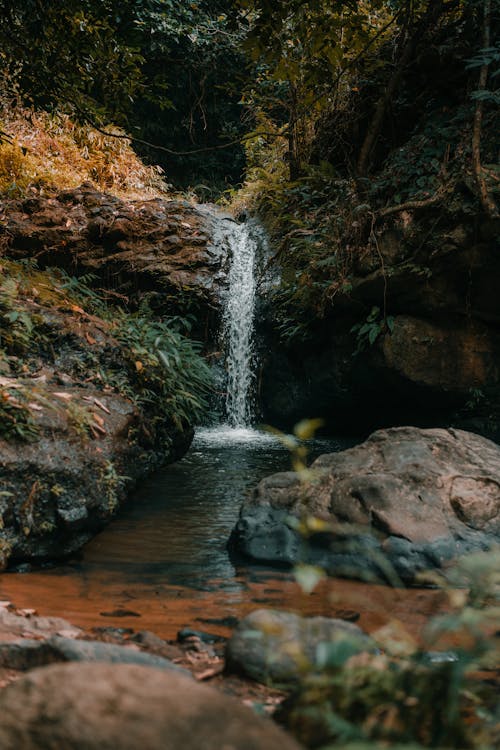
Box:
[0,381,190,569]
[226,609,372,686]
[230,427,500,582]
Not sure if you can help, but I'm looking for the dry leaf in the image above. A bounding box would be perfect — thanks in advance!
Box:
[93,398,111,414]
[18,608,37,617]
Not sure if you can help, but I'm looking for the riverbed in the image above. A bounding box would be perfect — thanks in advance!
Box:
[0,428,451,641]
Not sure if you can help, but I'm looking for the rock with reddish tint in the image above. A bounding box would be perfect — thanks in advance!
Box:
[0,605,81,642]
[226,609,371,686]
[0,265,192,570]
[0,377,191,569]
[230,427,500,581]
[0,662,304,750]
[0,184,226,313]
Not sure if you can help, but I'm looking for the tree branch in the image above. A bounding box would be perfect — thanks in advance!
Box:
[377,186,448,218]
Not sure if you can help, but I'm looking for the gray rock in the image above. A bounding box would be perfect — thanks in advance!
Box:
[0,662,304,750]
[0,636,190,676]
[226,609,372,686]
[0,606,81,640]
[230,427,500,582]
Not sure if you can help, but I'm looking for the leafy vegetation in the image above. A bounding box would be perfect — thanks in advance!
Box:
[232,0,499,341]
[0,1,249,191]
[282,547,499,750]
[112,310,213,430]
[0,386,40,443]
[0,259,213,442]
[0,103,167,198]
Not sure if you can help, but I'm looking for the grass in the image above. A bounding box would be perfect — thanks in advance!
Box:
[0,99,169,199]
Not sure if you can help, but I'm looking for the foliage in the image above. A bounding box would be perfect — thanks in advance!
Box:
[235,0,499,338]
[0,386,40,442]
[0,0,145,125]
[112,311,213,430]
[282,550,499,750]
[0,103,168,198]
[0,1,250,191]
[351,306,395,354]
[0,258,213,438]
[0,275,37,353]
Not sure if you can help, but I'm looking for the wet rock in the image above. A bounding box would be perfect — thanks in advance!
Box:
[226,609,371,686]
[0,662,304,750]
[259,211,500,437]
[177,628,226,644]
[0,636,190,675]
[230,427,500,582]
[0,383,190,568]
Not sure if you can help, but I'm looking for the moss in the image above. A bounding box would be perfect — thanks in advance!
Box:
[0,537,13,569]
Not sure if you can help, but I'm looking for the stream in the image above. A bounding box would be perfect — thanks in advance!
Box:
[0,426,449,641]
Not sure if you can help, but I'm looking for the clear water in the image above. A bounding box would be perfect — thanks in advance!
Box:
[82,427,349,589]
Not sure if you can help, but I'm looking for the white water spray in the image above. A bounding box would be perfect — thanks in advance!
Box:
[223,220,258,426]
[209,214,265,427]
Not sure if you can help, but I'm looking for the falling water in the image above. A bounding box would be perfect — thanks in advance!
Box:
[222,219,259,427]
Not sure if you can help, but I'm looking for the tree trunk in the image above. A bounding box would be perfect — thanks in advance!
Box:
[356,0,446,177]
[472,0,499,217]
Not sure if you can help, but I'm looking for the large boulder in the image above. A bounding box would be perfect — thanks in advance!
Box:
[0,256,192,569]
[259,212,500,437]
[226,609,372,686]
[0,662,304,750]
[0,184,227,314]
[230,427,500,582]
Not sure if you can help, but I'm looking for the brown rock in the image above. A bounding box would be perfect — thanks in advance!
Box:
[0,185,226,310]
[231,427,500,581]
[0,662,304,750]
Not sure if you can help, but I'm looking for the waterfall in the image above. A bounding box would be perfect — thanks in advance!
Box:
[208,213,265,428]
[222,219,258,427]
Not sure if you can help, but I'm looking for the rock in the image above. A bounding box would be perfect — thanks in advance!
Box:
[0,636,190,676]
[0,379,190,568]
[177,628,225,644]
[0,185,227,316]
[0,607,81,642]
[230,427,500,582]
[0,662,304,750]
[226,609,372,686]
[0,241,193,569]
[259,209,500,437]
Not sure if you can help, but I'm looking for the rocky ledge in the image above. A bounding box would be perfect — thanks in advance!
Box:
[230,426,500,582]
[0,186,212,569]
[0,183,227,318]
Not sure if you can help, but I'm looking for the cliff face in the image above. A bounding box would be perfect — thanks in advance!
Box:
[0,183,227,328]
[0,184,223,570]
[260,206,500,438]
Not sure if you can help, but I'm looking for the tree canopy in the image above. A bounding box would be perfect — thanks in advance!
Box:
[0,0,498,197]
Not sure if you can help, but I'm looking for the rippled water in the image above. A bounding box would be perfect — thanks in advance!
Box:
[83,427,346,588]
